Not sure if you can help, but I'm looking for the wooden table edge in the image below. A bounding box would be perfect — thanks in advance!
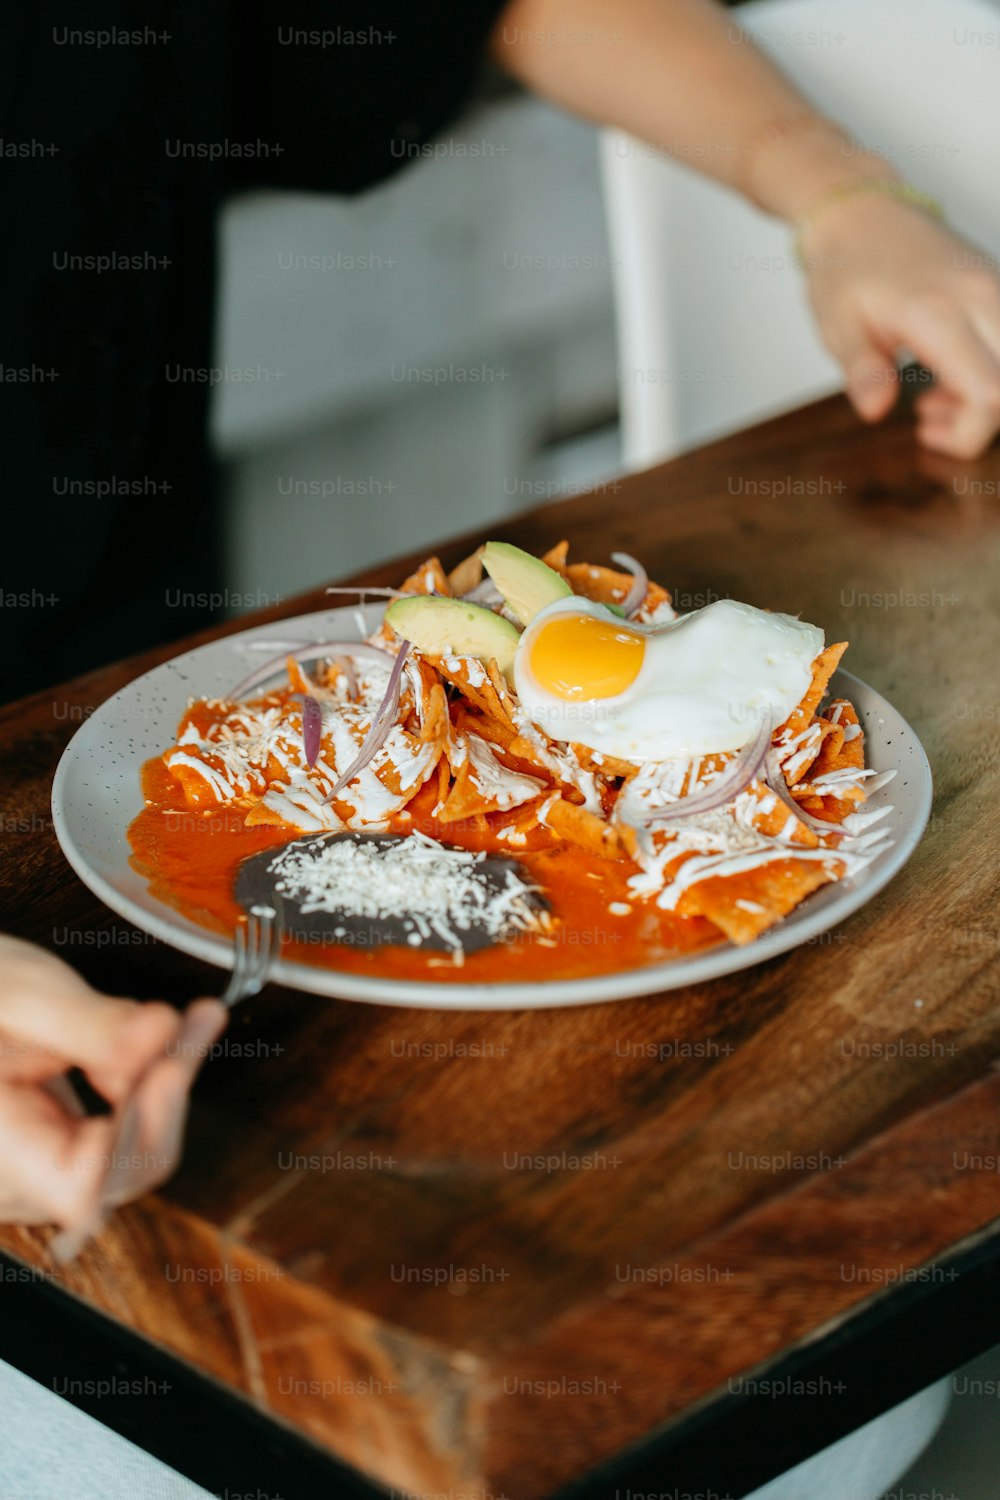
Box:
[2,1065,999,1499]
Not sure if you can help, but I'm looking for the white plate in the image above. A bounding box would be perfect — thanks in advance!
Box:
[51,606,932,1010]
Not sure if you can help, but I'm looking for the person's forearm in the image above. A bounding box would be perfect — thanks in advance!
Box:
[491,0,898,221]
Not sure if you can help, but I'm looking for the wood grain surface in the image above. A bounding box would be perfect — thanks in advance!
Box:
[1,395,999,1498]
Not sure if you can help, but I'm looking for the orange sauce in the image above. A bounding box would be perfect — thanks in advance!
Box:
[128,759,721,985]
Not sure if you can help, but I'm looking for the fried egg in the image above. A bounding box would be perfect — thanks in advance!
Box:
[513,596,824,760]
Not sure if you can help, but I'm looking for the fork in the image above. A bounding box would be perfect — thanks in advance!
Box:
[50,904,280,1262]
[219,903,279,1007]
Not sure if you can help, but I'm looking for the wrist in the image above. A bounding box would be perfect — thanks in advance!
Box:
[796,182,948,267]
[743,113,899,223]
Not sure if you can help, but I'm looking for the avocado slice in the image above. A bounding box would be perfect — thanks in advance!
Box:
[385,594,521,684]
[481,541,572,627]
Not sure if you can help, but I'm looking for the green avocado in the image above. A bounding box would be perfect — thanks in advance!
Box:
[481,541,572,626]
[384,594,521,684]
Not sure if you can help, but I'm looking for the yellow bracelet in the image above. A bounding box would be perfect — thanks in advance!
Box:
[793,177,946,265]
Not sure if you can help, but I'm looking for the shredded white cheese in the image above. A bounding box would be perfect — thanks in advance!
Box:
[267,832,545,951]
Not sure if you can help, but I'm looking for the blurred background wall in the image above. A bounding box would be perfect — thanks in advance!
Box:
[213,86,621,604]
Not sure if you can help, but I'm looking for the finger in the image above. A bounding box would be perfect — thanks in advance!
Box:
[914,383,976,451]
[826,319,899,422]
[100,1001,228,1208]
[0,946,182,1093]
[903,306,1000,458]
[914,388,960,438]
[914,387,960,417]
[156,1000,230,1092]
[81,1002,183,1105]
[0,1083,114,1228]
[0,936,180,1082]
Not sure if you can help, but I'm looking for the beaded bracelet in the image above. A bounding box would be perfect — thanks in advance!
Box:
[793,177,946,266]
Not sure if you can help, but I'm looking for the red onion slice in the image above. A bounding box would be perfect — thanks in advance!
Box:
[228,641,393,700]
[764,749,838,836]
[402,656,430,728]
[644,715,772,825]
[337,657,359,700]
[461,578,505,607]
[291,693,323,768]
[610,551,649,618]
[324,642,412,803]
[247,640,358,700]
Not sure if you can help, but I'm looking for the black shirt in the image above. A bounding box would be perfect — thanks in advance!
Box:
[0,1,506,702]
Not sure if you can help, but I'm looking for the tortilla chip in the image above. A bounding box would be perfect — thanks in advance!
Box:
[810,718,846,771]
[780,643,848,737]
[678,856,841,944]
[244,800,289,828]
[488,796,551,848]
[447,549,484,596]
[427,654,511,721]
[316,657,359,695]
[796,699,868,821]
[437,733,546,824]
[486,658,516,722]
[286,656,314,695]
[745,782,821,847]
[452,712,555,791]
[417,681,450,751]
[778,720,839,788]
[164,700,298,807]
[431,753,452,815]
[454,705,517,751]
[568,742,640,782]
[564,561,670,615]
[398,556,451,598]
[503,730,622,816]
[163,757,226,808]
[401,658,447,740]
[811,700,864,776]
[540,794,631,861]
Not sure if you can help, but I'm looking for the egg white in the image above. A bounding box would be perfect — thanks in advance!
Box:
[513,595,824,760]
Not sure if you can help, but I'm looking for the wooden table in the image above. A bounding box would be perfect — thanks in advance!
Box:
[2,395,999,1500]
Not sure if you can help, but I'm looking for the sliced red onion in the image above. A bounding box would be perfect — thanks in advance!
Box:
[402,656,429,728]
[244,638,359,698]
[337,657,358,700]
[644,715,772,825]
[461,578,505,607]
[324,642,412,803]
[610,551,649,618]
[764,750,838,835]
[228,641,393,700]
[291,693,323,768]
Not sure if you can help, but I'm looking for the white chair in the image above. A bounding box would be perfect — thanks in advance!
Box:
[601,0,1000,468]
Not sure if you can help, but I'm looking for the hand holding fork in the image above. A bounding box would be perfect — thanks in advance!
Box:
[0,912,277,1262]
[49,906,278,1260]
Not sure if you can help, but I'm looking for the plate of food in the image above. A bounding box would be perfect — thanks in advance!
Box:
[51,540,931,1008]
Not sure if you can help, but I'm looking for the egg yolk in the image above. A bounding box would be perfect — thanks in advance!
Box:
[528,613,645,700]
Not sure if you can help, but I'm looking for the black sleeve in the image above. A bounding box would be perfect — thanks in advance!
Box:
[227,0,511,195]
[0,0,511,701]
